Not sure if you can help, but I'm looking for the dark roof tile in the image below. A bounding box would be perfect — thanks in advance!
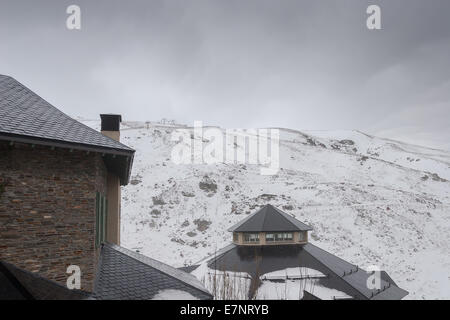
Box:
[0,75,133,153]
[93,243,212,300]
[0,74,135,184]
[207,243,408,300]
[0,261,92,300]
[228,204,313,232]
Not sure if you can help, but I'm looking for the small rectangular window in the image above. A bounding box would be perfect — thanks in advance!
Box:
[298,232,305,241]
[266,233,275,242]
[244,233,259,243]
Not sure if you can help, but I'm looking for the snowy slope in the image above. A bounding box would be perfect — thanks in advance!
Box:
[82,119,450,300]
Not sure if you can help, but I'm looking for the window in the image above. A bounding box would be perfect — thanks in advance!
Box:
[233,233,239,242]
[266,232,293,242]
[283,232,293,241]
[95,192,108,248]
[244,233,259,243]
[298,232,305,241]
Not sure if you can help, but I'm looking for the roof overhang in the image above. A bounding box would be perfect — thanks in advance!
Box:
[0,132,135,185]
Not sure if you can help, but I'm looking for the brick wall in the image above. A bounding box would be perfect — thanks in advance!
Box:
[0,141,107,291]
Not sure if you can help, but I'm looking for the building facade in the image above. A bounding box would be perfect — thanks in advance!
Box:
[0,143,108,290]
[0,75,134,291]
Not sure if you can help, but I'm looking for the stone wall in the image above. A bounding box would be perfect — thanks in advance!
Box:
[0,141,107,291]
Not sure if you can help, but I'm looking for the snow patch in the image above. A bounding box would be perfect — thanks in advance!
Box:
[152,289,200,300]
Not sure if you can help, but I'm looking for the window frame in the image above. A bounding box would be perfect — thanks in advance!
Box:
[243,232,260,243]
[266,232,294,242]
[265,233,275,242]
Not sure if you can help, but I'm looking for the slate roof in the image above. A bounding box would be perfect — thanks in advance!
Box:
[0,260,91,300]
[228,204,313,232]
[0,75,133,153]
[205,243,408,300]
[0,74,135,184]
[302,243,408,300]
[93,243,212,300]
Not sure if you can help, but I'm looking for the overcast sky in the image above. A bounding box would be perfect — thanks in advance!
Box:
[0,0,449,149]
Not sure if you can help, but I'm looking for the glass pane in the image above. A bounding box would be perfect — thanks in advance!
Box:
[266,233,274,241]
[244,233,259,242]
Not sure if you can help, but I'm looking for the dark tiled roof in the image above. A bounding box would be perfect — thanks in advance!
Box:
[0,75,133,154]
[302,243,408,300]
[0,75,135,184]
[206,243,408,300]
[0,261,92,300]
[93,243,212,300]
[228,204,313,232]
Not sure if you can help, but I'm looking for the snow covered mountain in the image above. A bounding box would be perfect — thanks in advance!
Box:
[82,119,450,300]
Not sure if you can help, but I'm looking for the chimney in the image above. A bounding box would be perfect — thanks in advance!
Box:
[100,114,122,245]
[100,114,122,141]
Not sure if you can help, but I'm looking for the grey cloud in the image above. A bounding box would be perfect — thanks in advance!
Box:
[0,0,449,149]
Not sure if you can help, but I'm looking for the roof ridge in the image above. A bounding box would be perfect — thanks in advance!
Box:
[270,206,305,231]
[302,244,369,299]
[304,243,398,299]
[261,205,269,230]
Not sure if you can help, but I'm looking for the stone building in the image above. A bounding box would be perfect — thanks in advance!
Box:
[0,74,212,300]
[0,74,134,291]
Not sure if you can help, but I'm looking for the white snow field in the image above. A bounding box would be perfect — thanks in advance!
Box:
[82,119,450,299]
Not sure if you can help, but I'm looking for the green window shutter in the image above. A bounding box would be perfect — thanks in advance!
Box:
[100,194,104,244]
[95,193,108,247]
[102,196,108,242]
[95,192,100,248]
